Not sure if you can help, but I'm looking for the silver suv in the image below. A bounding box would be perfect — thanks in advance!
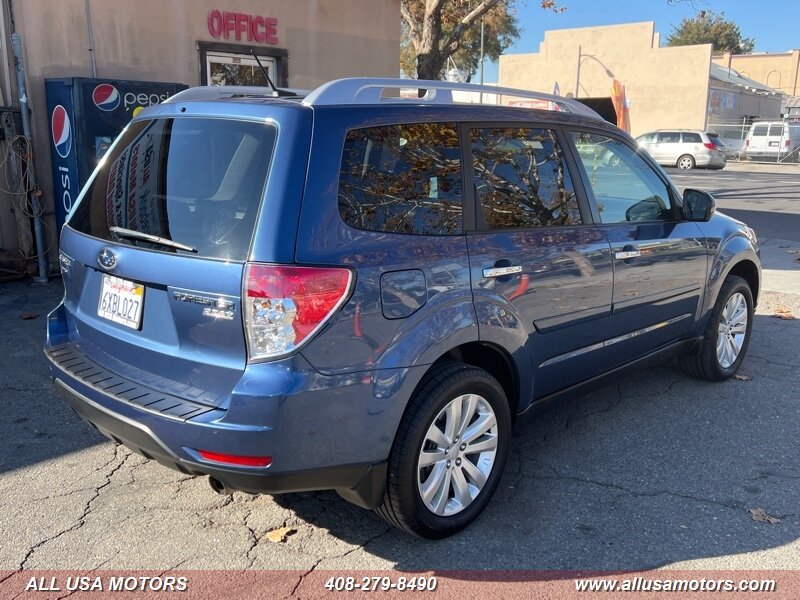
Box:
[636,130,727,170]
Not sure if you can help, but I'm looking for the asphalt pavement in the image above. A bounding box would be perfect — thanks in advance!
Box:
[0,163,798,577]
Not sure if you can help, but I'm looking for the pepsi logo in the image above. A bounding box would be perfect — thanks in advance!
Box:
[92,83,120,111]
[51,105,72,159]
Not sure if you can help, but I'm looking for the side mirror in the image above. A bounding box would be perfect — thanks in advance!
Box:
[683,188,716,222]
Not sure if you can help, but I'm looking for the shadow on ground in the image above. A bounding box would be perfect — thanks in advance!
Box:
[274,313,799,571]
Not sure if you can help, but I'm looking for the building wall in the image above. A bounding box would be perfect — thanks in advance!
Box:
[499,22,713,137]
[713,51,800,97]
[4,0,400,270]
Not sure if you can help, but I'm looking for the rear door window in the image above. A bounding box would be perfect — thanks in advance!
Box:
[752,125,769,136]
[656,132,681,143]
[470,127,581,229]
[768,124,785,137]
[69,118,276,261]
[681,132,702,143]
[338,123,462,235]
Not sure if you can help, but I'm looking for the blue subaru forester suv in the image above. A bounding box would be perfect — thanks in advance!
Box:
[46,78,760,538]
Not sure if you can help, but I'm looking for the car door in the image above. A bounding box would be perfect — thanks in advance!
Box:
[465,124,614,399]
[654,131,681,165]
[567,129,709,369]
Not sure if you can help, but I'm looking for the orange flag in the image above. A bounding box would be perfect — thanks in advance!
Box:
[611,79,630,132]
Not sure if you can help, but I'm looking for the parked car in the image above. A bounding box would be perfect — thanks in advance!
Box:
[46,78,760,538]
[742,120,800,162]
[636,129,727,170]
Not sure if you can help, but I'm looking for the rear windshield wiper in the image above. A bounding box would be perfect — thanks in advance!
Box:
[109,226,198,253]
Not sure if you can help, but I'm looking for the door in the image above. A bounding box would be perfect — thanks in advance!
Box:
[748,123,769,155]
[654,131,682,165]
[568,130,709,368]
[465,125,614,399]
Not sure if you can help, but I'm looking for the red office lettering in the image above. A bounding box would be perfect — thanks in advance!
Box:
[265,17,278,44]
[235,13,248,41]
[207,10,223,38]
[252,15,266,43]
[223,11,236,39]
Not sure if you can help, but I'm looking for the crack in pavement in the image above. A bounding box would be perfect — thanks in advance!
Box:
[527,459,756,514]
[18,446,131,570]
[284,526,394,598]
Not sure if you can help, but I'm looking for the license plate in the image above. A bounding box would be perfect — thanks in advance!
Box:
[769,141,779,147]
[98,275,144,329]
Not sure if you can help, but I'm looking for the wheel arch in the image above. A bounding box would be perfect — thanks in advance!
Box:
[426,342,522,421]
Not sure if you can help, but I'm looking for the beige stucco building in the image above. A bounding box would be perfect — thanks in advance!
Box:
[713,50,800,97]
[0,0,400,276]
[499,21,782,137]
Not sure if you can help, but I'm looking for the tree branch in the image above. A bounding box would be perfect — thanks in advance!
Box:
[439,0,502,54]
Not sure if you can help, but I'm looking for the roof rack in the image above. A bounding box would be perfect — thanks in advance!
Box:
[163,85,309,104]
[301,78,601,119]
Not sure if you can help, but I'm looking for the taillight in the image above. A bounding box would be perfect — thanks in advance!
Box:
[243,264,352,360]
[745,139,750,148]
[785,139,791,147]
[703,142,714,150]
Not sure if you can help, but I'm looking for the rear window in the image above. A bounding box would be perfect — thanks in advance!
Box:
[338,123,462,235]
[681,132,702,143]
[69,118,277,261]
[769,124,785,136]
[752,125,769,136]
[707,133,725,147]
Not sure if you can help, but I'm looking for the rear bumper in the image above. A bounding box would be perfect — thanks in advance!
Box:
[51,375,387,508]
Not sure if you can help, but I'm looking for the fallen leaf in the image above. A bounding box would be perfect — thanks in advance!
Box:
[265,527,296,543]
[19,312,38,320]
[773,306,796,320]
[733,374,752,381]
[748,508,781,525]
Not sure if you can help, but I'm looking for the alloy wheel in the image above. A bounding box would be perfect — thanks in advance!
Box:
[416,394,498,517]
[716,292,748,368]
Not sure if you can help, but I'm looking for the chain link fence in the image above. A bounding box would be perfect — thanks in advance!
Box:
[708,117,800,163]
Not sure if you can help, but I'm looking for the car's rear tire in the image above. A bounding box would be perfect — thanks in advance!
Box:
[375,362,511,538]
[679,275,754,381]
[677,154,696,170]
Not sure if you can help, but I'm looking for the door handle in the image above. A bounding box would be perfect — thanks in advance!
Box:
[483,265,522,278]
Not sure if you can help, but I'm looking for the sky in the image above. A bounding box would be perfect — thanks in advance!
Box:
[479,0,800,82]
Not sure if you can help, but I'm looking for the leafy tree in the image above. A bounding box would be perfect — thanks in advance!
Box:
[667,10,755,54]
[401,0,562,81]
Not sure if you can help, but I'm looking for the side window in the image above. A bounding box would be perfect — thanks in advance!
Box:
[636,133,656,143]
[682,132,702,143]
[657,132,681,143]
[570,131,674,224]
[338,123,462,235]
[470,127,581,229]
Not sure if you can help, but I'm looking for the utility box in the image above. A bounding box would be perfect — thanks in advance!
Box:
[45,78,188,233]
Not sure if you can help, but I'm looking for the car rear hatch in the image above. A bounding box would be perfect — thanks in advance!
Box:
[57,103,310,409]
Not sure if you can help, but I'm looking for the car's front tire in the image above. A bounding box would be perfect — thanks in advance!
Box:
[679,275,754,381]
[375,362,511,538]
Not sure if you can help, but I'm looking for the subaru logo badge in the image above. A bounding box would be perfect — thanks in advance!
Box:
[97,248,117,270]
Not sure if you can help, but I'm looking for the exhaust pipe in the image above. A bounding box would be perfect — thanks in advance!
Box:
[208,476,230,495]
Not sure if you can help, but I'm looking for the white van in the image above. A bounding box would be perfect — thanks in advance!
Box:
[743,120,800,161]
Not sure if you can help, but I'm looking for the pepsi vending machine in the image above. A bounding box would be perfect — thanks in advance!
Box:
[45,77,188,233]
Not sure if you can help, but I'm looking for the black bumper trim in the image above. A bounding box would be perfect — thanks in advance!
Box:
[54,378,387,508]
[46,343,224,422]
